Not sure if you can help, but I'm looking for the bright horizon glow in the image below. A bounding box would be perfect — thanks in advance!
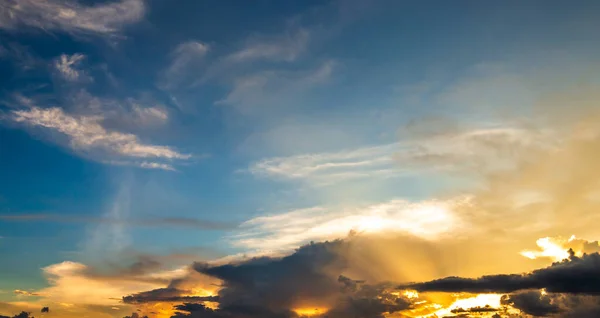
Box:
[431,293,503,317]
[293,307,328,316]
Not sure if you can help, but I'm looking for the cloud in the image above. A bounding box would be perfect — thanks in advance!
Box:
[161,41,209,90]
[131,104,168,125]
[249,142,399,185]
[0,42,40,71]
[53,53,89,82]
[521,236,600,262]
[233,197,468,251]
[215,60,335,114]
[11,106,189,170]
[499,291,600,318]
[226,29,309,63]
[180,240,413,318]
[450,305,499,313]
[122,288,218,304]
[249,126,555,187]
[35,261,173,306]
[194,27,311,87]
[130,235,536,318]
[12,291,42,297]
[401,251,600,294]
[0,213,237,230]
[500,290,561,317]
[63,90,171,129]
[158,14,324,113]
[0,0,145,36]
[10,253,214,314]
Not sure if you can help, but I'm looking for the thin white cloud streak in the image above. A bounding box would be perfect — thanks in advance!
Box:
[233,197,471,251]
[54,53,88,81]
[11,107,189,170]
[226,29,309,63]
[0,0,145,36]
[131,103,168,125]
[193,28,310,85]
[139,161,176,171]
[249,126,558,186]
[67,90,170,128]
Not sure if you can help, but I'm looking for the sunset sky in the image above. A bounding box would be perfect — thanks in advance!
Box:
[1,1,600,317]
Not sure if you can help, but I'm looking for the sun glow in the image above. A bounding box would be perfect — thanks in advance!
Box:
[431,293,502,317]
[403,290,420,299]
[293,307,328,316]
[520,235,576,261]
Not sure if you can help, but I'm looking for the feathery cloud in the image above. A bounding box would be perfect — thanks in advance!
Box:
[249,126,555,186]
[0,0,145,36]
[226,29,309,63]
[11,106,189,170]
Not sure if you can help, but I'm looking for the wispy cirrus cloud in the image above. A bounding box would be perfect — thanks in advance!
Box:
[226,28,309,63]
[216,60,335,113]
[11,106,189,170]
[161,41,209,90]
[249,126,556,186]
[0,0,145,36]
[161,22,320,113]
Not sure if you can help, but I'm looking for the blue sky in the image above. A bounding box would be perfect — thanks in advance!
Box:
[2,1,600,317]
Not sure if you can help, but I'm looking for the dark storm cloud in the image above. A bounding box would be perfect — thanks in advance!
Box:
[450,305,499,314]
[401,251,600,294]
[499,290,600,318]
[190,240,411,318]
[0,213,236,230]
[129,239,413,318]
[169,302,295,318]
[123,288,218,304]
[500,291,560,317]
[192,241,348,311]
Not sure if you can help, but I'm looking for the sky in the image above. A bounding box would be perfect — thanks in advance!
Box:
[1,0,600,317]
